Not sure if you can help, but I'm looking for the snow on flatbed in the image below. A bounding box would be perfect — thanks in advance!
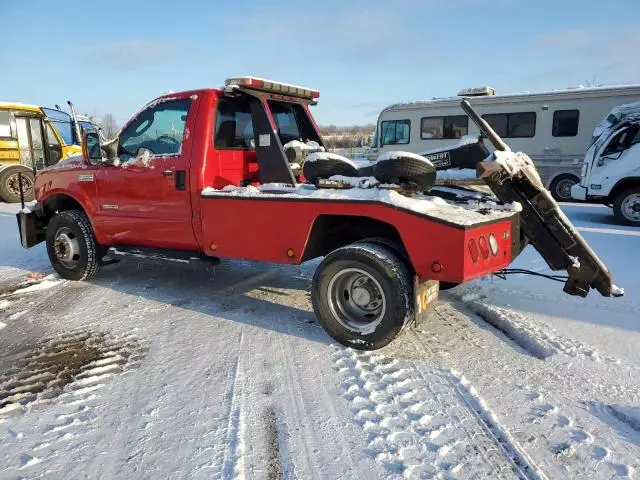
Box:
[1,201,640,479]
[202,182,520,226]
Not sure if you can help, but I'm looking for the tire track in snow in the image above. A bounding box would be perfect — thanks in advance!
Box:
[221,329,247,479]
[455,293,617,363]
[425,299,639,478]
[332,345,538,479]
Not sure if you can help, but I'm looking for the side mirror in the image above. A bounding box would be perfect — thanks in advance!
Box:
[82,132,102,165]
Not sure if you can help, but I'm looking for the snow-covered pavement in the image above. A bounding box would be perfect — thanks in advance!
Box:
[1,201,639,479]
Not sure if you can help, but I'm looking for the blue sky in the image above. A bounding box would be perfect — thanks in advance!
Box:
[4,0,639,127]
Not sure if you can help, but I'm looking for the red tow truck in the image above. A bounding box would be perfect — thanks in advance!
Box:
[17,77,621,349]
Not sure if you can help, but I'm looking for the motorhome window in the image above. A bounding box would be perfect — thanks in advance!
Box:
[553,110,579,137]
[420,116,468,139]
[483,112,536,138]
[381,120,410,145]
[0,112,12,138]
[215,97,255,149]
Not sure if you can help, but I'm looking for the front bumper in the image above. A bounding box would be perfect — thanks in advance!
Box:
[16,204,45,248]
[571,184,587,201]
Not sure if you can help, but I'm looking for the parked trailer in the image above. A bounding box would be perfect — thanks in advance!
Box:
[370,85,640,200]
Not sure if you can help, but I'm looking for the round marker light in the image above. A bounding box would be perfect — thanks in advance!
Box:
[488,234,499,256]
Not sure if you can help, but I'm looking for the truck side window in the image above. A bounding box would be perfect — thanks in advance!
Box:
[214,97,255,149]
[0,111,14,138]
[119,99,191,161]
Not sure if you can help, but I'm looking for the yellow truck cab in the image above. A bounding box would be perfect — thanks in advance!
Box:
[0,102,85,202]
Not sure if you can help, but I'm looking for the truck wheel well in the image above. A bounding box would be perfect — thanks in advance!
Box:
[43,194,86,218]
[608,177,640,201]
[301,214,407,265]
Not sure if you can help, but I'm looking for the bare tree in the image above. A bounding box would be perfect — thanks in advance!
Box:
[101,113,119,139]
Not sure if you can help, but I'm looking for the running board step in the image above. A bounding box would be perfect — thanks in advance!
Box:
[109,246,221,265]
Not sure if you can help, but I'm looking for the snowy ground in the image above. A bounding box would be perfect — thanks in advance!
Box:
[1,201,639,479]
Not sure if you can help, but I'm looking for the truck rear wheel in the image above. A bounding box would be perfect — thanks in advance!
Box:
[0,167,35,203]
[46,210,101,281]
[312,242,414,350]
[549,174,579,202]
[613,187,640,226]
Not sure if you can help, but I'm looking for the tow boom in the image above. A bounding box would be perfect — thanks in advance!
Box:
[461,99,621,298]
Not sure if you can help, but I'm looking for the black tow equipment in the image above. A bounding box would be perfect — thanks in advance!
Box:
[461,99,621,298]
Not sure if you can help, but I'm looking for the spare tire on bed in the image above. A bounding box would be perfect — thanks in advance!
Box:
[373,151,436,190]
[303,152,359,184]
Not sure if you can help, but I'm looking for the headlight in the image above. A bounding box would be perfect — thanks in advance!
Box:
[489,234,499,256]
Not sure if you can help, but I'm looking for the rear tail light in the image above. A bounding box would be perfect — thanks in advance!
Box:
[468,239,480,263]
[478,236,490,259]
[488,234,499,256]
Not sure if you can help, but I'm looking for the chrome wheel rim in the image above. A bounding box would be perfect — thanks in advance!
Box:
[327,268,386,333]
[6,173,33,198]
[621,194,640,222]
[54,227,80,269]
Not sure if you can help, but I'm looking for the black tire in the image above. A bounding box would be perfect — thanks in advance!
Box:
[312,242,414,350]
[303,157,358,184]
[373,155,436,190]
[549,174,579,202]
[46,210,101,281]
[0,167,35,203]
[613,187,640,226]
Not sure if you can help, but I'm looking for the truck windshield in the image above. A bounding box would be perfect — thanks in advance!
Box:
[41,108,74,145]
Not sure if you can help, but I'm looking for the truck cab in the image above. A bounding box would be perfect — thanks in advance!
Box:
[18,77,621,350]
[571,102,640,225]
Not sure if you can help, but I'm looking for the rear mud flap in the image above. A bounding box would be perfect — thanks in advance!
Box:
[414,279,439,326]
[478,161,615,297]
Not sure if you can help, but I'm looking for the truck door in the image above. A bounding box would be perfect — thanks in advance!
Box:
[94,97,198,250]
[15,116,48,170]
[590,124,640,194]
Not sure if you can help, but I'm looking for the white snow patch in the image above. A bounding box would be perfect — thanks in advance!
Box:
[0,322,6,331]
[304,152,356,168]
[0,299,11,309]
[327,175,379,188]
[9,276,63,295]
[202,183,518,226]
[486,150,542,183]
[9,310,28,320]
[377,150,433,165]
[436,168,477,181]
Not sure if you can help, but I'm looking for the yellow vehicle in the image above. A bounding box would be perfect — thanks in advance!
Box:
[0,102,94,202]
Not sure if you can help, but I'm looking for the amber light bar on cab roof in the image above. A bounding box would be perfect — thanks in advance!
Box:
[225,76,320,101]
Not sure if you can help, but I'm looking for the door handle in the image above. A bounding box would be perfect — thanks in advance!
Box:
[163,170,174,177]
[175,170,186,191]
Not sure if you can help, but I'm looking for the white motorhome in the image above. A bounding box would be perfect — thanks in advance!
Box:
[371,85,640,200]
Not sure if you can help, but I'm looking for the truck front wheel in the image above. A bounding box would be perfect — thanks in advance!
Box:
[613,187,640,226]
[46,211,101,281]
[312,242,414,350]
